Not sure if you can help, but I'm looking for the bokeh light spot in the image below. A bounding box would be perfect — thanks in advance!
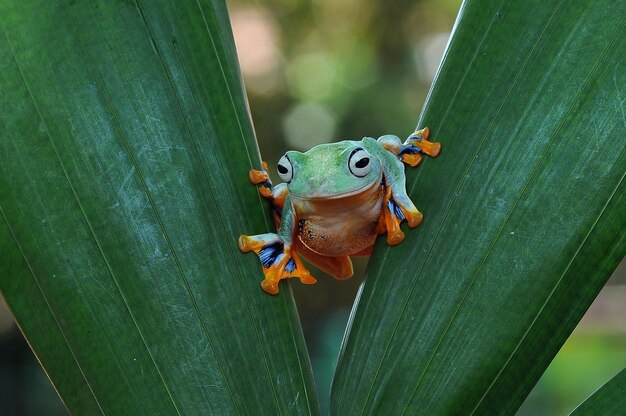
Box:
[282,102,337,150]
[230,7,282,94]
[286,53,336,101]
[414,32,450,83]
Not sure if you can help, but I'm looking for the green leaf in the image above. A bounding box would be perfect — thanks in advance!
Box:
[0,1,318,414]
[331,0,625,414]
[569,368,626,415]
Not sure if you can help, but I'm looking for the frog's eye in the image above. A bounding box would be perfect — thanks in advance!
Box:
[277,154,293,182]
[348,148,371,178]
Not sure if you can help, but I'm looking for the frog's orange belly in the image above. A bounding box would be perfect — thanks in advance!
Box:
[297,216,378,257]
[298,191,382,257]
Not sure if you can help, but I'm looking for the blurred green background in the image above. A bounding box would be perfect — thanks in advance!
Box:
[0,0,624,414]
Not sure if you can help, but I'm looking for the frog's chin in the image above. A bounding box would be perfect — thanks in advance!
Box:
[291,179,380,201]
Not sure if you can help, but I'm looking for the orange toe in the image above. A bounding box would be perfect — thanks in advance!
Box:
[414,140,441,157]
[248,168,269,184]
[405,210,424,228]
[401,153,423,167]
[261,279,279,295]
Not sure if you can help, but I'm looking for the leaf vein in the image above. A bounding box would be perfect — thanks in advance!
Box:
[194,1,314,413]
[467,19,626,415]
[131,2,244,412]
[355,0,510,411]
[398,1,570,412]
[0,204,106,416]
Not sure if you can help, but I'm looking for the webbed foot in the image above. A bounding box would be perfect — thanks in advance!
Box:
[248,162,274,198]
[399,127,442,167]
[238,233,316,295]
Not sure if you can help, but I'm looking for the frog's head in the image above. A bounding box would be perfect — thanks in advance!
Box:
[277,140,382,200]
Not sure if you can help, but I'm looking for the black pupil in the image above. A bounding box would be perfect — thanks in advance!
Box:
[355,157,369,169]
[277,164,288,174]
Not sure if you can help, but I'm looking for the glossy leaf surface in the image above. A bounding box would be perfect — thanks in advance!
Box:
[570,368,626,416]
[0,1,318,414]
[331,0,626,414]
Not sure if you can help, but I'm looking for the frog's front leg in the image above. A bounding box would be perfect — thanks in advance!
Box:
[248,162,289,228]
[378,128,441,167]
[364,137,425,245]
[238,195,316,294]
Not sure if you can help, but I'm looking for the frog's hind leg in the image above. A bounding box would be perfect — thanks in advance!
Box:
[351,245,373,256]
[297,242,354,280]
[375,184,423,246]
[238,233,316,294]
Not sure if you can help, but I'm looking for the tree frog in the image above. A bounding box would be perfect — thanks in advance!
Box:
[239,127,441,294]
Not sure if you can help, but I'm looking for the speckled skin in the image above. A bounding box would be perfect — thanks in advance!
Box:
[239,128,441,294]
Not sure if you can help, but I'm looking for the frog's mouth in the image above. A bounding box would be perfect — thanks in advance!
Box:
[290,179,381,201]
